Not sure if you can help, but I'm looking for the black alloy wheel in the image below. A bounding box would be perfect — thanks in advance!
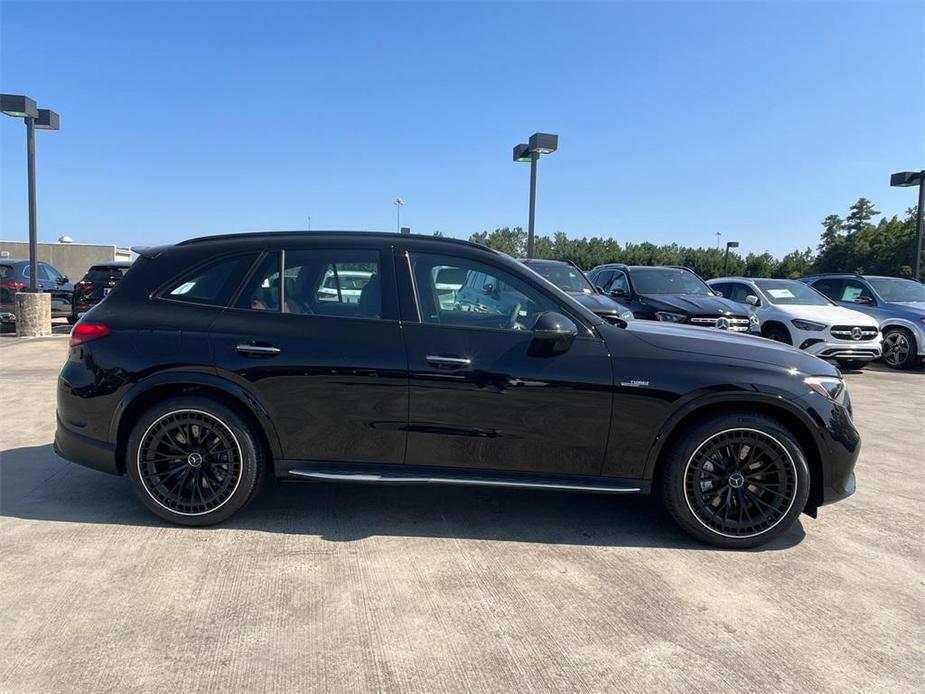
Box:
[881,327,920,370]
[684,429,797,538]
[661,413,810,549]
[127,397,264,525]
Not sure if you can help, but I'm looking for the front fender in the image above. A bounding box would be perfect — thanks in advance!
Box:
[641,389,825,480]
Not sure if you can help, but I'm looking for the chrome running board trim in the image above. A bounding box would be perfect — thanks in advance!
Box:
[287,469,642,493]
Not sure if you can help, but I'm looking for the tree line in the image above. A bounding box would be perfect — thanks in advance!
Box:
[464,197,922,281]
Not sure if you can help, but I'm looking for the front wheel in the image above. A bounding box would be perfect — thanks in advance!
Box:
[126,396,265,526]
[661,412,810,549]
[881,327,921,370]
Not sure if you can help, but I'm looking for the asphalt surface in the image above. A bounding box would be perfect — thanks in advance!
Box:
[1,334,923,693]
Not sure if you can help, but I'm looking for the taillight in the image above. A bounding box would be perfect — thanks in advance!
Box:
[0,281,26,291]
[70,322,110,347]
[74,281,89,292]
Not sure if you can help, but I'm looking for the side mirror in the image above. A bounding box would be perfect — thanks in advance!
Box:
[596,285,606,294]
[532,311,577,354]
[746,294,759,306]
[58,276,69,284]
[610,287,628,298]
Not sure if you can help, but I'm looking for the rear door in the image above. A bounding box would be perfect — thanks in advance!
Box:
[397,246,613,477]
[208,240,409,466]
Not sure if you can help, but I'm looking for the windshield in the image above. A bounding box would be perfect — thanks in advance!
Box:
[866,277,925,303]
[529,263,594,294]
[631,268,711,295]
[755,279,830,306]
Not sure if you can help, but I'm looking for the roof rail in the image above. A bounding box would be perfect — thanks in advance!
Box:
[174,229,487,251]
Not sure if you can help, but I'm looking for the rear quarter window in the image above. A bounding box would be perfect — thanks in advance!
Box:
[160,254,258,307]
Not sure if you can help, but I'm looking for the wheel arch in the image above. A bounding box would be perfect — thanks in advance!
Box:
[111,374,281,475]
[645,396,825,515]
[760,320,792,343]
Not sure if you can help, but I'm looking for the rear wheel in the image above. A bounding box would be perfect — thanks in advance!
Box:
[126,396,264,525]
[661,412,810,549]
[881,327,921,370]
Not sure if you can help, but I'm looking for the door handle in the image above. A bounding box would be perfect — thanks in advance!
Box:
[426,355,471,368]
[236,343,281,356]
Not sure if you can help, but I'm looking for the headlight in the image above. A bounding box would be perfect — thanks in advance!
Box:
[791,319,826,331]
[655,311,686,322]
[804,376,845,401]
[749,313,760,327]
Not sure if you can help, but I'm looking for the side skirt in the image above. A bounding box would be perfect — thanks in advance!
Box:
[278,461,648,495]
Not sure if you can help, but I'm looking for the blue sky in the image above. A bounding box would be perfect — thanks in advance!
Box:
[1,1,922,257]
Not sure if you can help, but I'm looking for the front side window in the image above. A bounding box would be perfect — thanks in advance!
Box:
[811,279,844,301]
[411,253,557,331]
[725,282,756,304]
[41,263,63,283]
[284,249,381,318]
[840,280,875,303]
[163,254,257,306]
[609,271,629,294]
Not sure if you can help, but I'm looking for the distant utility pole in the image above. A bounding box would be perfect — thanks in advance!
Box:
[307,216,312,231]
[715,231,722,250]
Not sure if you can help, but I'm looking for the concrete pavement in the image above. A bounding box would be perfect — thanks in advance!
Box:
[1,335,923,693]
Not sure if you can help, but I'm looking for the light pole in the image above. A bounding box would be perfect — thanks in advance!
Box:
[723,240,739,275]
[890,170,925,281]
[2,95,60,291]
[513,132,558,258]
[2,94,60,338]
[394,197,404,233]
[307,216,312,231]
[715,231,722,250]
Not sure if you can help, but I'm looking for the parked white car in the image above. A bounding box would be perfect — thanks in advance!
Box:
[708,277,882,369]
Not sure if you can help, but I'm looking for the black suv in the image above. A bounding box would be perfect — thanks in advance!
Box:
[0,259,73,324]
[57,232,859,548]
[520,258,634,323]
[71,260,134,323]
[587,263,757,332]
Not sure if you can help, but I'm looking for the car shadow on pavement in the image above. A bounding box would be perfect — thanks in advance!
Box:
[0,443,805,551]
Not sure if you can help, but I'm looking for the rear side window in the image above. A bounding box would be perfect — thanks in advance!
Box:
[284,249,381,318]
[162,254,257,306]
[810,279,843,300]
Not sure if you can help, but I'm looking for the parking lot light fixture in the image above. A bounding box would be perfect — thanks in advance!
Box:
[513,132,559,258]
[723,240,739,275]
[890,170,925,281]
[0,94,38,119]
[2,95,60,294]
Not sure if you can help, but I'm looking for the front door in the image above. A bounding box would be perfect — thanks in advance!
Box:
[208,242,408,465]
[399,249,613,477]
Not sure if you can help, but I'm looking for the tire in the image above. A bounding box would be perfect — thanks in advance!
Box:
[762,325,792,345]
[126,396,265,526]
[837,360,868,371]
[661,412,810,549]
[881,327,921,370]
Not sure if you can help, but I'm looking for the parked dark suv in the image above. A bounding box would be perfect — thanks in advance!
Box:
[71,260,134,323]
[587,263,758,333]
[520,258,634,323]
[0,259,73,324]
[57,232,859,548]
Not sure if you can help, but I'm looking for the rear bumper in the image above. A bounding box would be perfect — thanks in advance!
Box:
[54,414,120,475]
